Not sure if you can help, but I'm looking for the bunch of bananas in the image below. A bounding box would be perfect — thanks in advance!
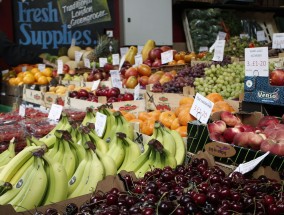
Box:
[124,122,186,177]
[0,106,187,212]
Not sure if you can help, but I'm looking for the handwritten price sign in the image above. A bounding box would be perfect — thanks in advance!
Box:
[245,47,269,77]
[212,40,225,62]
[190,93,214,124]
[272,33,284,49]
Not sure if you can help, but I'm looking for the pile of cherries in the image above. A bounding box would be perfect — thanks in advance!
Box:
[41,158,284,215]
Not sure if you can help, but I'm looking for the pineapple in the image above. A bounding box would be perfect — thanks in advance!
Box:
[87,34,111,61]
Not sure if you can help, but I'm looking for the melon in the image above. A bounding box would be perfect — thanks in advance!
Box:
[65,60,78,70]
[77,61,84,68]
[82,50,92,60]
[57,56,70,64]
[67,46,82,60]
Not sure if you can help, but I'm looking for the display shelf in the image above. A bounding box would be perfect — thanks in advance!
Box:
[240,101,284,117]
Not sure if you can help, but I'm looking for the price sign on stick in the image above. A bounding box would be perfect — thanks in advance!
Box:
[95,112,107,137]
[75,51,83,62]
[257,31,266,42]
[161,50,173,64]
[120,47,129,58]
[19,104,26,117]
[212,40,225,61]
[134,84,140,100]
[48,104,63,121]
[218,31,227,40]
[245,47,269,77]
[135,54,143,66]
[110,70,122,89]
[190,93,214,124]
[112,54,120,65]
[92,80,101,91]
[272,33,284,49]
[99,58,108,68]
[38,64,45,71]
[84,58,91,68]
[57,60,63,74]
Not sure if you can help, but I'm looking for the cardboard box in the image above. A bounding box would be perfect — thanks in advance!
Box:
[43,92,66,108]
[187,112,284,171]
[0,175,125,215]
[22,88,44,106]
[64,94,146,115]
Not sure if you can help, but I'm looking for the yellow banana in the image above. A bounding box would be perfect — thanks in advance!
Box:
[41,153,68,206]
[169,129,186,165]
[160,126,176,157]
[96,150,117,176]
[106,133,125,169]
[62,139,77,180]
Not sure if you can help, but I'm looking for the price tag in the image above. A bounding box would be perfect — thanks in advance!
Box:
[112,53,120,65]
[138,46,144,54]
[218,31,227,40]
[161,50,173,64]
[99,58,108,68]
[134,84,140,100]
[48,104,63,121]
[120,47,129,57]
[75,51,83,62]
[199,46,208,52]
[240,34,249,39]
[95,112,107,137]
[212,40,225,61]
[92,80,101,91]
[84,58,91,68]
[190,93,214,124]
[19,104,26,117]
[232,152,270,175]
[57,60,63,74]
[272,33,284,49]
[1,70,8,75]
[135,54,143,66]
[119,55,126,71]
[110,70,122,88]
[22,66,27,72]
[71,38,76,46]
[38,64,46,71]
[245,47,269,77]
[257,30,266,42]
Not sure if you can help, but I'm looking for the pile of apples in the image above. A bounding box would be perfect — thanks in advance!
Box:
[208,111,284,156]
[69,86,134,103]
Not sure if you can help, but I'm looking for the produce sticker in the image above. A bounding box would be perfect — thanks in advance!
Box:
[190,93,214,124]
[272,33,284,49]
[245,47,269,77]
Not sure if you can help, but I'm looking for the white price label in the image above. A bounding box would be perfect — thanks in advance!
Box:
[95,112,107,137]
[119,55,126,71]
[99,58,108,68]
[212,40,225,61]
[120,47,129,58]
[22,66,27,72]
[48,104,63,121]
[38,64,46,71]
[84,58,91,68]
[57,60,63,74]
[110,70,122,89]
[138,46,144,54]
[232,152,270,175]
[1,70,8,75]
[190,93,214,124]
[218,31,227,40]
[75,51,83,62]
[199,46,208,52]
[240,34,249,39]
[92,80,101,91]
[161,50,173,64]
[272,33,284,49]
[112,53,120,65]
[257,31,266,42]
[245,47,269,77]
[134,84,140,100]
[19,104,26,117]
[135,54,143,66]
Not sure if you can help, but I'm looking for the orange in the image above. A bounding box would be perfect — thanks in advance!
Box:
[41,67,53,77]
[17,72,25,78]
[14,77,23,85]
[206,93,224,103]
[34,72,44,81]
[179,97,194,106]
[177,60,185,65]
[178,109,196,126]
[175,126,187,137]
[23,74,35,84]
[31,67,40,74]
[8,78,17,86]
[37,76,49,85]
[170,118,180,130]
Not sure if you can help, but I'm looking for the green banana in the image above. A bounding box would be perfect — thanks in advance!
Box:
[135,149,156,178]
[159,125,176,157]
[99,107,116,142]
[96,149,117,176]
[81,107,96,126]
[169,129,186,165]
[0,138,15,167]
[106,133,125,169]
[62,139,77,180]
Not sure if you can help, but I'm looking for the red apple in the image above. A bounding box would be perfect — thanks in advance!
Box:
[125,67,139,79]
[52,69,58,77]
[138,76,149,87]
[208,120,227,134]
[223,127,244,143]
[260,139,284,156]
[151,59,162,68]
[77,89,89,98]
[220,111,241,127]
[103,63,114,72]
[69,91,78,98]
[234,132,264,150]
[148,73,163,85]
[63,64,70,74]
[143,59,153,67]
[234,124,255,132]
[107,97,118,103]
[160,46,172,52]
[148,48,163,61]
[107,87,120,98]
[123,92,134,101]
[209,132,226,142]
[270,69,284,86]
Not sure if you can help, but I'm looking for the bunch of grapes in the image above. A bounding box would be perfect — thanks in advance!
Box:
[194,62,245,99]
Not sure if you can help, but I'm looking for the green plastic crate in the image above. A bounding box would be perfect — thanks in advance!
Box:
[0,104,12,113]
